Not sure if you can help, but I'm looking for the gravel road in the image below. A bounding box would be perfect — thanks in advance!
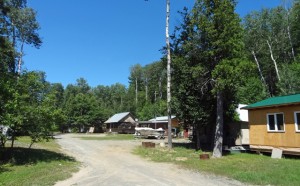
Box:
[54,134,245,186]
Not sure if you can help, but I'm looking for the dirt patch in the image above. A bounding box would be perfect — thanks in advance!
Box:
[55,134,244,186]
[175,157,188,161]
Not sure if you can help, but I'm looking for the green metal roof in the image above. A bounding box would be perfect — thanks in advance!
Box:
[242,94,300,110]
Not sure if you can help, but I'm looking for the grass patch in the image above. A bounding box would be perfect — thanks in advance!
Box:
[133,145,300,186]
[0,137,79,186]
[80,134,134,141]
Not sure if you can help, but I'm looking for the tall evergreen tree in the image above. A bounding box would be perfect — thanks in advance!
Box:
[172,0,246,156]
[192,0,245,158]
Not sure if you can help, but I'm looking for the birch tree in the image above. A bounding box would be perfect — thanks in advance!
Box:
[282,0,296,60]
[129,64,143,107]
[244,13,269,91]
[243,7,294,95]
[5,0,42,75]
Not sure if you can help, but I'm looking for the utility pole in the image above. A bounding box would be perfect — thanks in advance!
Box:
[144,0,172,148]
[166,0,172,149]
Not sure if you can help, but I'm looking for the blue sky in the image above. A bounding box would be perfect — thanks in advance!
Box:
[23,0,281,88]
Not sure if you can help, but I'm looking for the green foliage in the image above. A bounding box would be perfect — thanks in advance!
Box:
[0,0,47,148]
[278,62,300,95]
[9,5,42,47]
[0,0,42,77]
[172,55,214,128]
[0,71,66,147]
[28,72,61,140]
[64,83,98,131]
[48,61,168,130]
[291,0,300,54]
[0,37,15,73]
[129,64,144,92]
[243,3,300,96]
[237,77,269,104]
[49,83,64,108]
[127,61,168,117]
[137,100,167,120]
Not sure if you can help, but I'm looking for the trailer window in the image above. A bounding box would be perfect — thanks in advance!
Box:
[267,113,285,132]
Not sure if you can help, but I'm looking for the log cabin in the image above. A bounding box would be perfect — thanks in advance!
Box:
[104,112,136,133]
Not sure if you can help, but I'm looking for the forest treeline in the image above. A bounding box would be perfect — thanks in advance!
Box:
[1,0,300,148]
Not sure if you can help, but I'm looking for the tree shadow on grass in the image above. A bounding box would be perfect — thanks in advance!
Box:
[173,142,195,149]
[0,147,76,166]
[0,166,10,174]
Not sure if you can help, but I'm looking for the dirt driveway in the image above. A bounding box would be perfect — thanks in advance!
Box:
[55,134,244,186]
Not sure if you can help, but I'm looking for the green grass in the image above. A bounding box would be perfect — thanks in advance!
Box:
[80,134,134,141]
[133,145,300,186]
[0,137,79,186]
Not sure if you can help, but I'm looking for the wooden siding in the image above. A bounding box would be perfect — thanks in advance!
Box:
[138,118,179,129]
[171,119,179,128]
[122,115,135,123]
[249,104,300,148]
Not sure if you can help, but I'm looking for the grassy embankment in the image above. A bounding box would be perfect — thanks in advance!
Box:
[0,137,79,186]
[133,144,300,186]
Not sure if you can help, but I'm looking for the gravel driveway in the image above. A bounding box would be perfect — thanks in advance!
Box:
[55,134,244,186]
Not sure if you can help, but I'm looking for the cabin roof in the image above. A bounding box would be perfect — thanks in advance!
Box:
[104,112,132,123]
[242,94,300,110]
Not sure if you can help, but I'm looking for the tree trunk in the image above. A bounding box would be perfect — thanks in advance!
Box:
[11,20,17,73]
[119,96,123,110]
[166,0,172,149]
[266,40,281,81]
[10,135,15,148]
[195,125,201,151]
[252,50,267,86]
[17,42,24,75]
[12,20,16,47]
[212,91,224,158]
[145,77,148,101]
[251,50,270,96]
[284,1,296,60]
[159,76,162,100]
[135,77,138,106]
[287,24,295,60]
[0,137,5,148]
[29,141,34,149]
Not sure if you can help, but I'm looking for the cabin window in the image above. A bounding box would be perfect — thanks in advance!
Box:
[295,112,300,132]
[267,113,285,132]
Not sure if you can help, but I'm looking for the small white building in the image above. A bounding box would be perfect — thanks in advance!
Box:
[234,104,249,145]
